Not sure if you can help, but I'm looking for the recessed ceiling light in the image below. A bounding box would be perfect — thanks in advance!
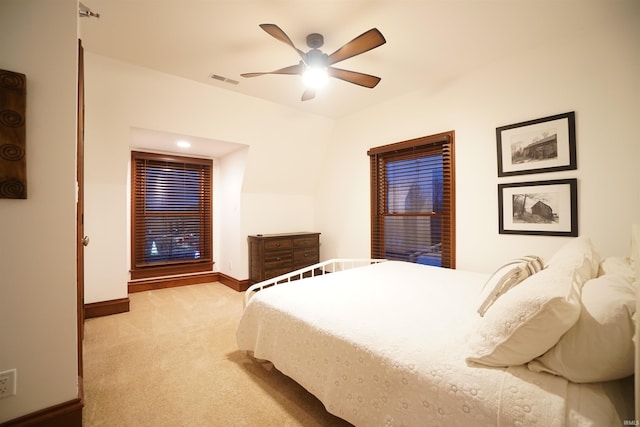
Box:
[176,140,191,148]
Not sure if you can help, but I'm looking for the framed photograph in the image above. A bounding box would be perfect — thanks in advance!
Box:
[496,111,576,177]
[498,178,577,236]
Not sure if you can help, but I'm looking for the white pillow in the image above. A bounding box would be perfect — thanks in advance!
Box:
[467,236,601,367]
[477,255,544,316]
[598,256,635,283]
[545,236,601,283]
[528,273,635,382]
[466,266,582,367]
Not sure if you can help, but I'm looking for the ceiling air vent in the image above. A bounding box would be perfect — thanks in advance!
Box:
[209,73,239,85]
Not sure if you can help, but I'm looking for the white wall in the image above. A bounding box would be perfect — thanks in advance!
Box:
[0,0,79,422]
[316,3,640,272]
[83,53,333,302]
[217,147,247,278]
[84,3,639,307]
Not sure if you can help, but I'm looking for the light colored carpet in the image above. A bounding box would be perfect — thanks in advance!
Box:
[82,283,353,427]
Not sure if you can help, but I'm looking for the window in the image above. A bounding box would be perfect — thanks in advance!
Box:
[368,131,455,268]
[131,151,213,279]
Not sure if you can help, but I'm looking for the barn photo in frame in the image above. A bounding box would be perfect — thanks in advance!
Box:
[496,111,576,177]
[498,178,577,236]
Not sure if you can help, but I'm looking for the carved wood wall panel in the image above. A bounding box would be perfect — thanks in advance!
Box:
[0,69,27,199]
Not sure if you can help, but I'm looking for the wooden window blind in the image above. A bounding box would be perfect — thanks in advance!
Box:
[131,151,213,279]
[368,131,455,268]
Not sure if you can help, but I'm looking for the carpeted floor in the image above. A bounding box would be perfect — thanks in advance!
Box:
[82,282,353,426]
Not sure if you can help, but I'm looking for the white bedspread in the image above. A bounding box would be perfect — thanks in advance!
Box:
[236,261,625,426]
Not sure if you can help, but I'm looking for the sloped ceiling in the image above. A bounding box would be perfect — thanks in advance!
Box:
[79,0,611,121]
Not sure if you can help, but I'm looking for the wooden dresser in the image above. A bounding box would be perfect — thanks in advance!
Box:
[248,232,320,284]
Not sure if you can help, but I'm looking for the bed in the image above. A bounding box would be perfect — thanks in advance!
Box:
[237,232,638,426]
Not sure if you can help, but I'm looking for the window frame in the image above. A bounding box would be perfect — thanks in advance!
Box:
[368,131,456,268]
[130,151,213,279]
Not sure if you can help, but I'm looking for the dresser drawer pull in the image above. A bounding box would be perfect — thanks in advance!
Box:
[276,243,281,247]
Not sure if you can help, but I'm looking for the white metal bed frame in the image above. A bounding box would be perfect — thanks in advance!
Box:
[244,258,387,307]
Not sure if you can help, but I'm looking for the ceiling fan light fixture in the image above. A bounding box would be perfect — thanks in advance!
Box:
[302,66,328,89]
[242,25,386,100]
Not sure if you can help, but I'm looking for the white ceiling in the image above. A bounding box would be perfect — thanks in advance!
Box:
[129,127,247,158]
[79,0,612,153]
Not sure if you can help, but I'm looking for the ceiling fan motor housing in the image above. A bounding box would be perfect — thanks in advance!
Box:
[306,33,324,49]
[306,48,328,68]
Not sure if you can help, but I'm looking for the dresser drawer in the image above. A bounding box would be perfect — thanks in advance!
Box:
[293,248,319,266]
[293,236,318,248]
[265,239,293,251]
[264,267,293,280]
[264,250,292,267]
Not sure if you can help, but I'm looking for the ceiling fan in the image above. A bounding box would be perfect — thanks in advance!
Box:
[241,24,386,101]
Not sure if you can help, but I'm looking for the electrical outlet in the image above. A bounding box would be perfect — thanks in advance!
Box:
[0,369,17,399]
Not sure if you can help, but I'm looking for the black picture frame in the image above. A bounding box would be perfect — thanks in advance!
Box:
[496,111,576,177]
[498,178,578,236]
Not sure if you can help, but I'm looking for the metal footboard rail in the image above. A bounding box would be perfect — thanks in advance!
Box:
[244,258,387,307]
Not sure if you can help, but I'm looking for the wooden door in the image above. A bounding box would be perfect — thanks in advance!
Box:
[76,39,85,378]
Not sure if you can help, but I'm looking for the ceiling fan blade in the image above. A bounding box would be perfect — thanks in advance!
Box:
[241,63,304,78]
[327,28,386,65]
[301,88,316,101]
[328,67,381,88]
[259,23,307,62]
